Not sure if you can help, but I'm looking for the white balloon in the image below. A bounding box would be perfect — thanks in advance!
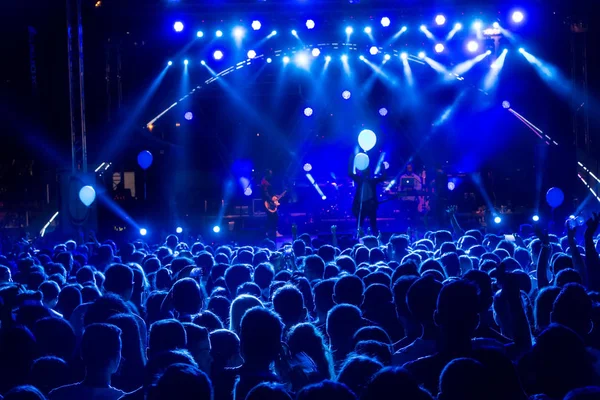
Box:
[354,153,370,170]
[79,186,96,207]
[358,129,377,152]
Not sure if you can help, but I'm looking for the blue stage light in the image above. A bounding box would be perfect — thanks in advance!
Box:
[358,129,377,151]
[341,55,348,62]
[435,43,445,53]
[295,52,309,66]
[418,51,426,59]
[369,46,379,55]
[467,40,479,53]
[213,226,221,233]
[303,163,312,172]
[454,23,463,30]
[304,107,313,117]
[168,61,173,66]
[233,27,245,39]
[184,112,193,120]
[493,22,500,28]
[291,29,297,36]
[200,60,206,65]
[381,17,390,27]
[216,30,223,37]
[400,52,408,60]
[473,20,483,30]
[345,26,353,34]
[435,14,446,26]
[312,48,320,57]
[266,58,272,63]
[251,20,261,30]
[384,54,391,60]
[140,228,147,236]
[271,30,277,36]
[420,25,427,31]
[364,26,372,34]
[283,56,290,64]
[342,90,351,100]
[447,182,456,191]
[325,55,332,62]
[213,50,223,60]
[183,59,189,65]
[196,31,204,38]
[494,216,502,224]
[173,21,184,32]
[401,26,408,32]
[244,187,253,196]
[306,19,315,29]
[518,47,525,53]
[247,50,256,59]
[176,227,183,234]
[359,55,365,61]
[502,101,511,109]
[322,195,327,200]
[379,108,388,116]
[512,11,524,23]
[532,215,540,222]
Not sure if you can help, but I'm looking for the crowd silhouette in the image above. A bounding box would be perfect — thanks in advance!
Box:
[2,214,600,399]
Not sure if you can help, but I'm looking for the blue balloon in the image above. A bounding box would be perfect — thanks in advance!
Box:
[137,150,153,170]
[78,185,96,207]
[546,187,564,208]
[358,129,377,152]
[354,153,370,171]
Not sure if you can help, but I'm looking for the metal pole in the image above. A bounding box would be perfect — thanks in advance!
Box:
[66,0,77,173]
[77,0,87,173]
[105,42,111,122]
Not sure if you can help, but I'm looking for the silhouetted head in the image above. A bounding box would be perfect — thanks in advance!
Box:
[239,307,283,365]
[334,275,364,307]
[154,363,212,400]
[296,380,356,400]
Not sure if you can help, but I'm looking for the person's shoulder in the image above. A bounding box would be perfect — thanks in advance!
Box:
[118,387,144,400]
[48,383,82,399]
[393,338,437,364]
[402,352,443,373]
[49,383,124,400]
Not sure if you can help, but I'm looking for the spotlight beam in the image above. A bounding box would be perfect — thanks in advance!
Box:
[423,56,450,75]
[100,65,170,161]
[446,24,462,41]
[401,57,414,87]
[306,173,326,199]
[384,26,408,46]
[507,108,553,145]
[483,49,508,90]
[40,211,59,237]
[471,172,496,218]
[360,57,398,90]
[450,51,491,77]
[420,26,437,41]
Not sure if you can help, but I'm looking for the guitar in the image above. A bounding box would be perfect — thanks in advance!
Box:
[265,191,287,213]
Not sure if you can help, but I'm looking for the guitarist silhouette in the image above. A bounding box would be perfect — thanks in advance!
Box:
[261,169,284,238]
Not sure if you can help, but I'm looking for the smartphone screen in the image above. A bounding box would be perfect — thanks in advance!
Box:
[504,234,516,242]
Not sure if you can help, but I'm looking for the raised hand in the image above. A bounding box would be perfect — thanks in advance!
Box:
[535,227,550,245]
[566,219,577,240]
[586,212,600,236]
